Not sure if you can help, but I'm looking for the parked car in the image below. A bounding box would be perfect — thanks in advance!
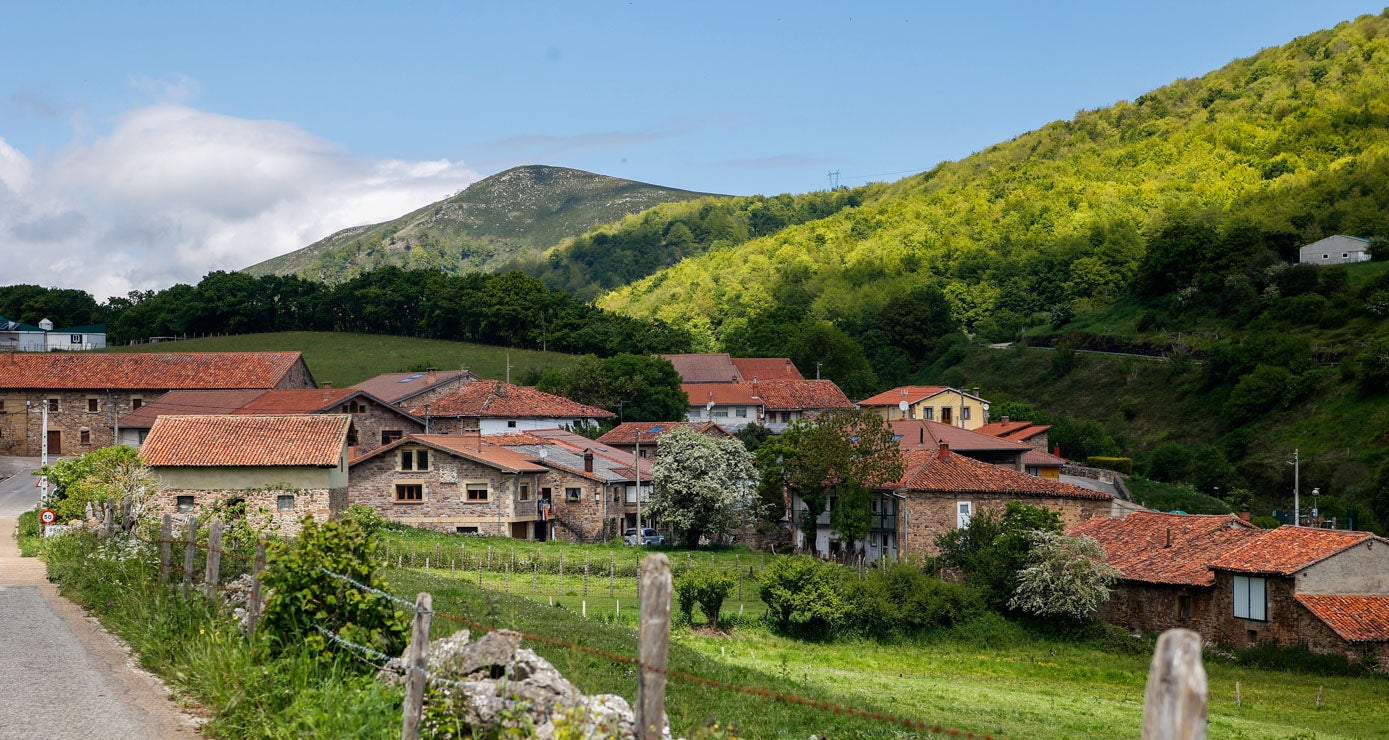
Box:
[623,527,665,546]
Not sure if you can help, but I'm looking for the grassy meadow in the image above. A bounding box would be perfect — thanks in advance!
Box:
[100,331,580,387]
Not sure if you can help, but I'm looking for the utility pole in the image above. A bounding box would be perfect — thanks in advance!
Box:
[634,429,642,543]
[40,402,49,502]
[1289,449,1301,526]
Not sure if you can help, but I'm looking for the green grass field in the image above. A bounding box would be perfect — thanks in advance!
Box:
[101,331,579,387]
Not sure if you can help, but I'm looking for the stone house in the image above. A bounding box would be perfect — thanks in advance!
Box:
[349,368,479,409]
[490,429,651,538]
[682,378,853,431]
[596,421,733,460]
[1072,512,1389,667]
[0,352,315,456]
[116,387,424,453]
[141,414,351,535]
[408,381,613,436]
[858,386,990,429]
[348,432,633,542]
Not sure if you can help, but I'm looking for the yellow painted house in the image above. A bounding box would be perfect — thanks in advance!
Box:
[857,386,990,430]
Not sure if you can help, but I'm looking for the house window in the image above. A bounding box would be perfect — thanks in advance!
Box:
[346,427,359,446]
[689,409,701,418]
[1178,595,1192,619]
[47,398,59,412]
[956,501,973,528]
[131,398,143,410]
[79,429,91,445]
[176,496,195,513]
[735,408,747,418]
[456,526,479,534]
[639,449,649,458]
[507,420,517,428]
[394,484,423,502]
[519,484,531,501]
[70,334,83,344]
[277,494,295,511]
[381,430,403,445]
[565,487,582,502]
[712,410,728,418]
[922,407,933,420]
[962,406,971,421]
[466,483,489,502]
[87,398,99,413]
[399,449,429,471]
[1233,575,1266,621]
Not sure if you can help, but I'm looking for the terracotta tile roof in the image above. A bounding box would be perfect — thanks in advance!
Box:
[235,388,358,414]
[348,370,475,404]
[890,419,1032,453]
[1068,512,1262,586]
[755,379,854,411]
[120,389,269,429]
[976,419,1052,442]
[1024,449,1066,466]
[858,385,951,407]
[597,421,733,445]
[0,352,307,391]
[142,414,349,467]
[410,381,613,420]
[491,429,651,482]
[683,383,763,407]
[1295,595,1389,643]
[893,447,1112,501]
[661,353,742,383]
[730,358,804,382]
[1209,527,1379,575]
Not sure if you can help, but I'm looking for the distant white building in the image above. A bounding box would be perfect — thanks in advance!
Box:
[1299,235,1372,265]
[0,317,106,352]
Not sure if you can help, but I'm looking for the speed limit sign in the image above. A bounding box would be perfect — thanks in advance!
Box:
[39,509,57,525]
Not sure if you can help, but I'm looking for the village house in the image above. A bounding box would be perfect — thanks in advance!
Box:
[1298,234,1373,265]
[494,429,653,536]
[1073,512,1389,666]
[792,443,1114,563]
[348,430,646,542]
[858,385,990,429]
[975,417,1051,452]
[890,419,1031,471]
[0,351,315,456]
[407,381,613,436]
[682,378,853,431]
[596,420,734,459]
[116,387,424,453]
[141,414,351,535]
[349,368,479,409]
[0,317,107,352]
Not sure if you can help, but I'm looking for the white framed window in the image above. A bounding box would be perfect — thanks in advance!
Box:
[922,407,933,420]
[956,501,973,528]
[735,408,747,418]
[689,409,702,418]
[712,410,728,418]
[465,483,489,502]
[1233,575,1266,621]
[394,483,423,502]
[565,487,582,502]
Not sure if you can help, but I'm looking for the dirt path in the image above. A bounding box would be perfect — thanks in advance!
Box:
[0,513,204,739]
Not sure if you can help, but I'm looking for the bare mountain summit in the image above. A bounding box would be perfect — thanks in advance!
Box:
[243,165,717,283]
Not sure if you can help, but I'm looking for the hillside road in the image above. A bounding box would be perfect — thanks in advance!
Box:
[0,466,202,739]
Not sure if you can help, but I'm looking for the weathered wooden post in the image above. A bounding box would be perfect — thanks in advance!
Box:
[401,592,433,740]
[1141,628,1208,740]
[610,551,616,597]
[203,519,224,599]
[102,502,114,540]
[584,559,590,597]
[182,515,199,598]
[636,553,671,740]
[558,552,565,594]
[248,540,266,638]
[159,513,173,585]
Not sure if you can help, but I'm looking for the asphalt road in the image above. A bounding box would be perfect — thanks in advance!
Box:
[0,465,202,739]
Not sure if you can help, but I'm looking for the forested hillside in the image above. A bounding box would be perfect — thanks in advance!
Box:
[244,165,714,282]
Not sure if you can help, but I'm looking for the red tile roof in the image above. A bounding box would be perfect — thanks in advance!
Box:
[0,352,307,391]
[141,414,349,467]
[893,447,1112,501]
[1024,449,1067,466]
[120,389,269,428]
[235,388,358,414]
[1068,512,1262,586]
[661,353,742,383]
[596,421,732,446]
[1295,595,1389,642]
[976,419,1052,442]
[348,370,474,404]
[858,385,951,407]
[890,419,1032,453]
[682,383,763,407]
[730,357,804,382]
[755,379,853,411]
[411,381,613,420]
[1209,527,1379,575]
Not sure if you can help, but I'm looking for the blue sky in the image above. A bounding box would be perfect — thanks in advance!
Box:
[0,1,1384,297]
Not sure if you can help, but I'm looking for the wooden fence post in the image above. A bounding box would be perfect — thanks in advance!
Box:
[102,502,114,540]
[401,592,433,740]
[182,515,198,598]
[1141,628,1208,740]
[248,540,266,638]
[203,519,224,599]
[636,553,671,740]
[159,513,173,585]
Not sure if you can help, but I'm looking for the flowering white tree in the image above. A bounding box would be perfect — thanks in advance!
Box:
[649,426,760,548]
[1009,531,1121,621]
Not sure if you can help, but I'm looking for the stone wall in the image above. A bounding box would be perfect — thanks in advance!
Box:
[900,491,1111,558]
[350,444,538,536]
[340,401,424,452]
[1096,582,1219,638]
[152,485,343,536]
[274,360,318,390]
[0,390,153,456]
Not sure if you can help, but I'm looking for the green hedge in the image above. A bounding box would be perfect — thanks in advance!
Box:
[1085,456,1133,475]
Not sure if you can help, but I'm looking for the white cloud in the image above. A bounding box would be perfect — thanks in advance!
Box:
[0,104,479,298]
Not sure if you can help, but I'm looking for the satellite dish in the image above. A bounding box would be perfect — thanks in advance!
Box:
[538,448,548,460]
[898,400,909,412]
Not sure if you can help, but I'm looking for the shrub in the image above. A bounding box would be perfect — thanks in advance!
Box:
[1233,642,1373,677]
[1008,532,1120,621]
[1085,456,1133,475]
[845,565,984,637]
[341,504,390,539]
[934,501,1062,611]
[758,556,850,639]
[259,516,409,662]
[1146,442,1192,482]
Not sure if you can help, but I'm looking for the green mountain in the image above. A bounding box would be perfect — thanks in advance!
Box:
[598,12,1389,349]
[243,165,717,283]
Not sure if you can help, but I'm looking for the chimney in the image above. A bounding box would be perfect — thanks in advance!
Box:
[1001,416,1009,424]
[919,427,924,445]
[938,439,950,460]
[1164,527,1172,548]
[322,382,332,389]
[1238,509,1251,522]
[583,450,594,473]
[1053,444,1062,457]
[427,367,437,381]
[753,376,758,386]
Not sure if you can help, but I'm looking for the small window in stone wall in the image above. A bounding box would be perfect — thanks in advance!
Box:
[87,398,99,413]
[79,429,91,445]
[277,494,295,511]
[565,487,582,502]
[519,484,530,501]
[132,398,143,410]
[176,496,194,513]
[466,483,489,501]
[395,484,423,502]
[382,430,403,445]
[457,526,479,534]
[1178,595,1192,619]
[47,398,59,412]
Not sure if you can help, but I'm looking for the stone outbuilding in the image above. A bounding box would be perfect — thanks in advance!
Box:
[408,381,613,436]
[141,414,351,535]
